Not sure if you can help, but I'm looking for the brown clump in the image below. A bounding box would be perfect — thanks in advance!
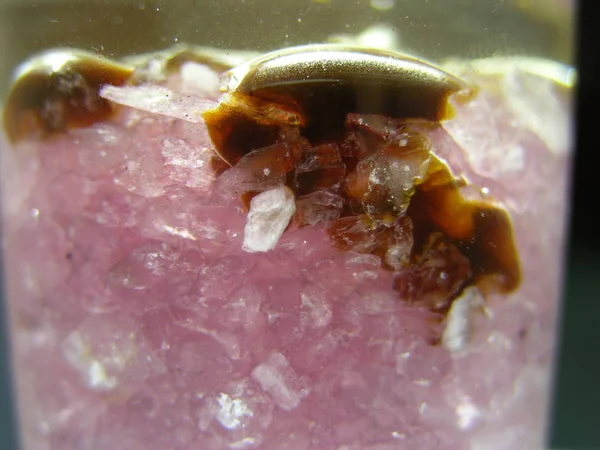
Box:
[202,92,304,167]
[324,115,520,307]
[407,156,521,294]
[3,50,133,144]
[207,100,521,316]
[199,46,521,314]
[393,233,473,312]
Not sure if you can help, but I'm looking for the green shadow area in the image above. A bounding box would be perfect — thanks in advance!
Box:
[549,245,600,449]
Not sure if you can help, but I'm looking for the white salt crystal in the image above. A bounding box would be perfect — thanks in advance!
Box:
[99,84,215,123]
[455,397,481,430]
[215,393,254,430]
[442,287,485,354]
[179,62,221,96]
[62,318,136,391]
[242,187,296,253]
[251,352,308,411]
[502,69,571,156]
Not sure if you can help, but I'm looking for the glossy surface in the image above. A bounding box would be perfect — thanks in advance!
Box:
[203,44,468,166]
[2,49,133,144]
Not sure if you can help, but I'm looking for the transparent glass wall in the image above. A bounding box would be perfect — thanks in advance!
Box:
[0,1,575,449]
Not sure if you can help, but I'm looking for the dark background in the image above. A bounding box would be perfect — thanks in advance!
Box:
[0,0,597,448]
[550,0,600,446]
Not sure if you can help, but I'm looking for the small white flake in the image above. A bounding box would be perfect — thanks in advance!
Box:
[442,287,484,354]
[230,437,257,448]
[161,224,197,240]
[456,397,481,430]
[251,352,308,411]
[88,360,117,390]
[215,393,253,430]
[391,431,406,439]
[179,62,220,96]
[61,320,142,391]
[242,187,296,253]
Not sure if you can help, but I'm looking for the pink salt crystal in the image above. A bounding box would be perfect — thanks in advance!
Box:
[501,68,571,156]
[72,122,132,178]
[99,84,215,123]
[161,137,215,189]
[85,182,146,228]
[107,241,205,304]
[299,285,333,328]
[295,190,344,226]
[251,352,310,411]
[140,185,244,254]
[61,313,165,392]
[397,338,452,382]
[193,254,255,300]
[212,284,267,339]
[303,251,383,298]
[198,377,274,444]
[216,143,293,196]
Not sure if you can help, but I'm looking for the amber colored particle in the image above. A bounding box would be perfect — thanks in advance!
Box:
[345,132,431,221]
[295,191,345,227]
[406,155,521,293]
[327,215,414,265]
[293,143,347,196]
[217,142,296,210]
[202,92,304,167]
[393,232,473,312]
[2,49,134,144]
[295,166,347,196]
[326,215,386,254]
[220,142,295,191]
[322,114,520,306]
[294,143,343,172]
[345,113,440,142]
[202,44,467,166]
[209,154,232,176]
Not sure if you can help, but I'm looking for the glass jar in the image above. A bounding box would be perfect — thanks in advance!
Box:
[0,1,575,449]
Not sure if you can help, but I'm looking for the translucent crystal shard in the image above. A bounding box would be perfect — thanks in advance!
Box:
[242,186,296,253]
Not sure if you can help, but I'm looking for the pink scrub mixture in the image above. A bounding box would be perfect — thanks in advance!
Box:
[0,52,573,450]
